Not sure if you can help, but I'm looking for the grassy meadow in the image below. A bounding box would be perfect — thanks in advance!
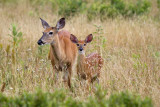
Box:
[0,0,160,106]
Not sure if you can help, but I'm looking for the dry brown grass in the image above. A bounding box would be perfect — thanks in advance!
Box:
[0,2,160,106]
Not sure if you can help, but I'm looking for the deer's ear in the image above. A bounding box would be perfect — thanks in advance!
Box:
[70,34,78,43]
[85,34,93,43]
[40,18,50,29]
[56,18,65,30]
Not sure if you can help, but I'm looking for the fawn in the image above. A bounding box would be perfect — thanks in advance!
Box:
[70,34,104,84]
[37,18,77,88]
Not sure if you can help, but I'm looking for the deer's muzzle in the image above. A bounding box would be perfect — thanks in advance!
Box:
[37,39,44,45]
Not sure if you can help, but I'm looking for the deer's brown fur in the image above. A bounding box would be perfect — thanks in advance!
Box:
[38,18,77,88]
[70,34,104,84]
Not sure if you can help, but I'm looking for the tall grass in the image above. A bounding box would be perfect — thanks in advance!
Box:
[0,0,160,107]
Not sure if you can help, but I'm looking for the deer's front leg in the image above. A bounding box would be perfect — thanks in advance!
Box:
[63,63,72,88]
[51,60,59,82]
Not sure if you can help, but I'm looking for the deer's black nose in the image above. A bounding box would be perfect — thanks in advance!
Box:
[79,48,83,51]
[37,39,44,45]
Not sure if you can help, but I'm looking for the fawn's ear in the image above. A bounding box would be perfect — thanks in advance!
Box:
[40,18,50,29]
[85,34,93,43]
[70,34,78,43]
[56,18,65,30]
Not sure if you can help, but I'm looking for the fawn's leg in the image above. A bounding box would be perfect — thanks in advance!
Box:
[86,77,91,91]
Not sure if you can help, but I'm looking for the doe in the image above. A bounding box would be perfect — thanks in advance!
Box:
[37,18,77,88]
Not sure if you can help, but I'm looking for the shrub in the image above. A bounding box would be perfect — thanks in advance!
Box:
[87,2,100,20]
[50,0,86,17]
[100,4,119,19]
[87,87,153,107]
[107,91,153,107]
[158,0,160,9]
[29,0,48,6]
[0,0,18,4]
[0,89,153,107]
[111,0,127,15]
[87,0,151,20]
[128,0,151,16]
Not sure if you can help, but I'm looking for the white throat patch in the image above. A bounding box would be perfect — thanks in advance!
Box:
[78,50,85,55]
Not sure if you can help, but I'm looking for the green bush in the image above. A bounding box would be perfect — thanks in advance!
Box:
[0,0,18,4]
[0,88,153,107]
[111,0,126,15]
[87,2,100,20]
[158,0,160,9]
[87,0,151,20]
[107,91,153,107]
[29,0,48,6]
[128,0,151,16]
[50,0,86,17]
[0,0,151,20]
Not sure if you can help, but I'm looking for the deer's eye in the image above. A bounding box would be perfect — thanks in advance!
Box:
[84,44,86,46]
[76,44,79,46]
[49,32,53,35]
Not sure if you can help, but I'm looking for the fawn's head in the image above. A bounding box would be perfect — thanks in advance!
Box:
[37,18,65,45]
[70,34,93,54]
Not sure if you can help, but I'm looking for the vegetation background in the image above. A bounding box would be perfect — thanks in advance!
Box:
[0,0,159,106]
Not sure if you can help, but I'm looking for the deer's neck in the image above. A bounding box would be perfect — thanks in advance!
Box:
[50,34,64,62]
[77,53,86,72]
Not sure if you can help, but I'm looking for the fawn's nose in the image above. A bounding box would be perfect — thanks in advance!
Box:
[79,48,83,51]
[37,39,44,45]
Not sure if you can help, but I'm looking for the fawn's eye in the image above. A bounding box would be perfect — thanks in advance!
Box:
[49,32,53,35]
[84,44,86,46]
[76,44,79,46]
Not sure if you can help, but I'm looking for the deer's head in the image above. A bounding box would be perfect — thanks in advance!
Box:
[70,34,93,54]
[37,18,65,45]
